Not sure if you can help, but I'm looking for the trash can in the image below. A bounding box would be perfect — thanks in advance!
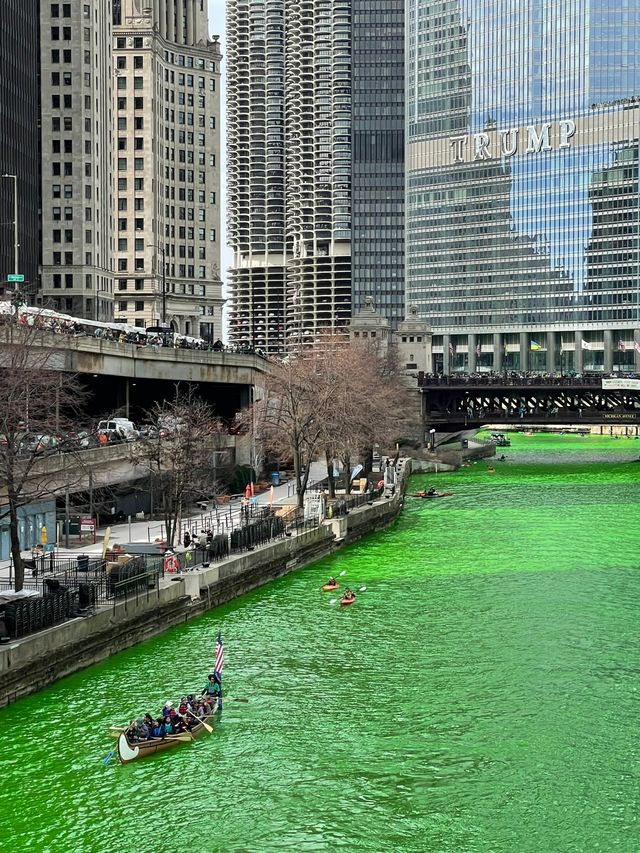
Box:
[271,471,280,487]
[77,554,89,572]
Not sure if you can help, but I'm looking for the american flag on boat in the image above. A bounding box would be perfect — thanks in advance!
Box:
[214,632,224,676]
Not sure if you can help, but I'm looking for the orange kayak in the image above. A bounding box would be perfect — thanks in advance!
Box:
[322,583,340,592]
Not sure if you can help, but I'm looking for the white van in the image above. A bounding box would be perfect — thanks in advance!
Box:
[97,418,139,440]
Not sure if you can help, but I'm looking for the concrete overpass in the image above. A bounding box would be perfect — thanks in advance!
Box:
[0,330,271,422]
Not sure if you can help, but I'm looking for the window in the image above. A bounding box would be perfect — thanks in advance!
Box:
[134,178,144,191]
[63,72,72,86]
[118,300,128,311]
[135,218,144,230]
[118,198,127,211]
[52,117,60,131]
[134,77,143,90]
[116,57,126,69]
[118,259,128,271]
[134,198,144,211]
[133,37,143,48]
[52,207,61,220]
[134,97,144,110]
[134,117,144,130]
[51,50,60,63]
[53,274,61,289]
[118,117,127,130]
[118,280,128,291]
[117,76,126,90]
[134,238,144,252]
[63,94,72,108]
[117,97,127,110]
[64,251,73,264]
[53,252,62,265]
[62,4,70,17]
[134,56,143,69]
[64,207,73,220]
[63,185,73,198]
[51,3,59,15]
[118,178,127,191]
[118,218,127,231]
[64,116,72,131]
[64,229,73,243]
[116,38,125,49]
[134,301,144,312]
[52,94,60,108]
[118,158,127,170]
[63,49,71,63]
[134,158,144,171]
[64,274,73,290]
[135,280,144,291]
[52,140,61,154]
[51,27,59,40]
[134,258,144,271]
[117,238,128,251]
[52,184,61,198]
[134,137,143,150]
[53,229,61,243]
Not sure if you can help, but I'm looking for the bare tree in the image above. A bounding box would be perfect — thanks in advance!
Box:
[131,389,222,546]
[0,318,88,591]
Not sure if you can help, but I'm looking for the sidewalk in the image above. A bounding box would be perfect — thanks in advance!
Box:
[0,460,328,583]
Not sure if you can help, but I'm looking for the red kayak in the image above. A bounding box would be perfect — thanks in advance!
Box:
[411,491,453,499]
[340,596,356,606]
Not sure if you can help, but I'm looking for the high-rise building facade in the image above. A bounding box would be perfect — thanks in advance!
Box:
[230,0,408,354]
[40,0,115,320]
[113,0,223,338]
[352,0,404,328]
[406,1,640,374]
[226,0,288,353]
[0,0,40,301]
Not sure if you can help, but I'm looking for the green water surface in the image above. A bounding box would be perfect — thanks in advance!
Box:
[1,433,639,852]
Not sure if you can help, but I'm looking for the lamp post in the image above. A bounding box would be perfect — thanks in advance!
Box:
[2,173,18,276]
[429,428,436,452]
[148,242,166,325]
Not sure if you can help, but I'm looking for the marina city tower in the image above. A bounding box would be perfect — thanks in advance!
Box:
[405,0,640,374]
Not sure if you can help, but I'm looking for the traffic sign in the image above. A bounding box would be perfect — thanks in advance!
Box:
[7,274,24,282]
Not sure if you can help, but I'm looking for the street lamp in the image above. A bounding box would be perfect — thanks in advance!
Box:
[148,242,166,325]
[2,174,18,275]
[429,428,436,451]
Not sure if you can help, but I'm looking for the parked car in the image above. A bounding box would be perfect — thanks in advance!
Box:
[96,418,139,440]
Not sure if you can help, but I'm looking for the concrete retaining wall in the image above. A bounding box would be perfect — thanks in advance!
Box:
[0,464,410,706]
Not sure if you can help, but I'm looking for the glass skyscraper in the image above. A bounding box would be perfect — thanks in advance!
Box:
[352,0,405,328]
[406,0,640,374]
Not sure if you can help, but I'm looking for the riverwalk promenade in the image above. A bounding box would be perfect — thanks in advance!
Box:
[0,459,410,706]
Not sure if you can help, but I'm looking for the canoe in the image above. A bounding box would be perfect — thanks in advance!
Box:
[322,583,340,591]
[411,491,453,499]
[116,714,215,764]
[340,597,356,606]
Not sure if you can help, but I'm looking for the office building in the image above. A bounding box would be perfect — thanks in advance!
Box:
[113,0,223,338]
[229,0,404,354]
[406,1,640,373]
[352,0,404,328]
[0,0,41,302]
[40,0,115,320]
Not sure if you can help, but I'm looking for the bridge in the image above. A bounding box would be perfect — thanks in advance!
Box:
[418,374,640,441]
[0,329,271,422]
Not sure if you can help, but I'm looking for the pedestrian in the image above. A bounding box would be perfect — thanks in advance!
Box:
[183,530,191,549]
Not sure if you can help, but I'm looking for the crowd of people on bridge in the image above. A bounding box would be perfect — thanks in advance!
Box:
[0,302,267,358]
[420,370,639,387]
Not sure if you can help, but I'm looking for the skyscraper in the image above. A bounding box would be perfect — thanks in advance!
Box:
[406,1,640,374]
[0,0,40,301]
[352,0,405,328]
[227,0,405,354]
[40,0,115,320]
[113,0,223,338]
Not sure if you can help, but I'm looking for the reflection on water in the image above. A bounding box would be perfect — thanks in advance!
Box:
[0,433,638,852]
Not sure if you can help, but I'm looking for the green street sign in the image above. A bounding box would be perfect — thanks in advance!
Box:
[7,274,24,282]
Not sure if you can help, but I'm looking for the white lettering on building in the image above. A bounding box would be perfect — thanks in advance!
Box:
[449,120,577,163]
[526,123,552,154]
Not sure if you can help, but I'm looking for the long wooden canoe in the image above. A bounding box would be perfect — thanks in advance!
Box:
[116,715,215,764]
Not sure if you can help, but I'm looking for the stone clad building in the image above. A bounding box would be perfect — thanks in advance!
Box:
[112,0,223,338]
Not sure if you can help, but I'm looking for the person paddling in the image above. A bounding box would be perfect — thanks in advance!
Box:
[202,672,223,704]
[343,588,356,602]
[326,576,337,587]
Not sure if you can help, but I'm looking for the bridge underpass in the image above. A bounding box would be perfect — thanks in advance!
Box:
[419,376,640,443]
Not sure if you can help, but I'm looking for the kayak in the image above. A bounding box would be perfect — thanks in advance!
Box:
[340,597,356,606]
[411,491,453,499]
[322,583,340,592]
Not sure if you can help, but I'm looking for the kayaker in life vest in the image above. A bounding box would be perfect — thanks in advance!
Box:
[327,576,337,587]
[343,588,356,602]
[427,488,437,496]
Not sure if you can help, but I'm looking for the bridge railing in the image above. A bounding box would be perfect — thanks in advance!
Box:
[418,372,638,388]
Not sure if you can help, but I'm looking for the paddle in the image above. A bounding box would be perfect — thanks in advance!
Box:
[102,748,116,765]
[186,709,213,733]
[339,570,347,576]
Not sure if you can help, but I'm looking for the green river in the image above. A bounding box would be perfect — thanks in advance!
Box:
[1,433,639,852]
